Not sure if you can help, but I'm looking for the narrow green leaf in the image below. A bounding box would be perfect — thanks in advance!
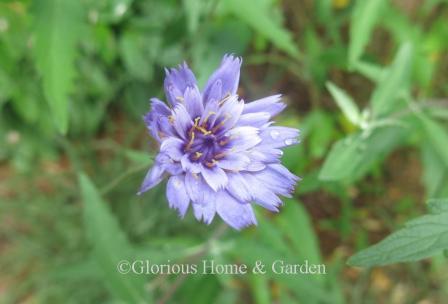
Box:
[352,61,384,83]
[326,82,361,125]
[348,198,448,267]
[223,0,300,59]
[277,199,323,266]
[349,0,385,65]
[370,43,413,117]
[33,0,84,133]
[249,274,271,304]
[79,173,148,303]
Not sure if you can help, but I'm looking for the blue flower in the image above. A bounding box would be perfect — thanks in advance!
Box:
[139,54,300,230]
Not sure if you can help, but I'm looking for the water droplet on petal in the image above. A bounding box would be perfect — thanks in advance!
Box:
[270,130,280,139]
[285,139,295,146]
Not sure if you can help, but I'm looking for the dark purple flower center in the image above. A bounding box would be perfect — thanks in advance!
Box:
[183,116,231,167]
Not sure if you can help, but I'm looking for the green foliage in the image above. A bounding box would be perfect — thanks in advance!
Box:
[33,0,85,134]
[349,0,386,66]
[222,0,301,59]
[326,82,361,126]
[370,43,413,118]
[418,113,448,168]
[348,199,448,267]
[2,0,448,303]
[79,173,149,303]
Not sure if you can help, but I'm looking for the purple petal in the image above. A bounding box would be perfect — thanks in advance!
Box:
[180,154,201,173]
[200,99,220,126]
[237,112,271,128]
[172,103,193,140]
[144,98,174,142]
[252,164,299,198]
[214,95,244,132]
[160,137,184,161]
[203,79,222,104]
[247,146,283,163]
[184,86,204,119]
[243,94,286,117]
[225,172,252,202]
[201,165,228,191]
[192,201,216,224]
[217,153,251,171]
[138,163,165,195]
[166,175,190,217]
[240,172,282,212]
[164,62,198,106]
[184,171,215,204]
[245,162,266,171]
[227,126,262,152]
[259,126,300,149]
[215,191,257,230]
[203,54,242,104]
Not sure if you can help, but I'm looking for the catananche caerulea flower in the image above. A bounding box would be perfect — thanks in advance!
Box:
[139,54,300,230]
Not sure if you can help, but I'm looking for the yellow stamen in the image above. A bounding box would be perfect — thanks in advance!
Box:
[193,151,203,160]
[168,115,175,124]
[184,131,195,151]
[196,126,211,135]
[214,152,227,159]
[205,159,218,168]
[175,96,184,102]
[211,113,231,133]
[203,111,217,124]
[191,116,211,135]
[218,138,230,146]
[218,93,232,106]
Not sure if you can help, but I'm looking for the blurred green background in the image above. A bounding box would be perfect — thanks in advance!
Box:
[1,0,448,303]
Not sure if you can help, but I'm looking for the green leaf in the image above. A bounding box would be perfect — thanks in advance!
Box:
[249,274,271,304]
[33,0,84,134]
[418,114,448,168]
[79,173,149,303]
[319,127,406,181]
[222,0,300,59]
[348,198,448,267]
[326,82,361,125]
[352,61,384,83]
[119,30,156,81]
[319,134,364,181]
[370,43,413,117]
[421,143,448,198]
[428,199,448,214]
[349,0,385,65]
[277,199,323,266]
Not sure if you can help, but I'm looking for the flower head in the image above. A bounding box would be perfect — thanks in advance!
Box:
[139,54,300,230]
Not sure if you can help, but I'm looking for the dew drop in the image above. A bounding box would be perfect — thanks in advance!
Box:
[270,130,280,139]
[284,139,295,146]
